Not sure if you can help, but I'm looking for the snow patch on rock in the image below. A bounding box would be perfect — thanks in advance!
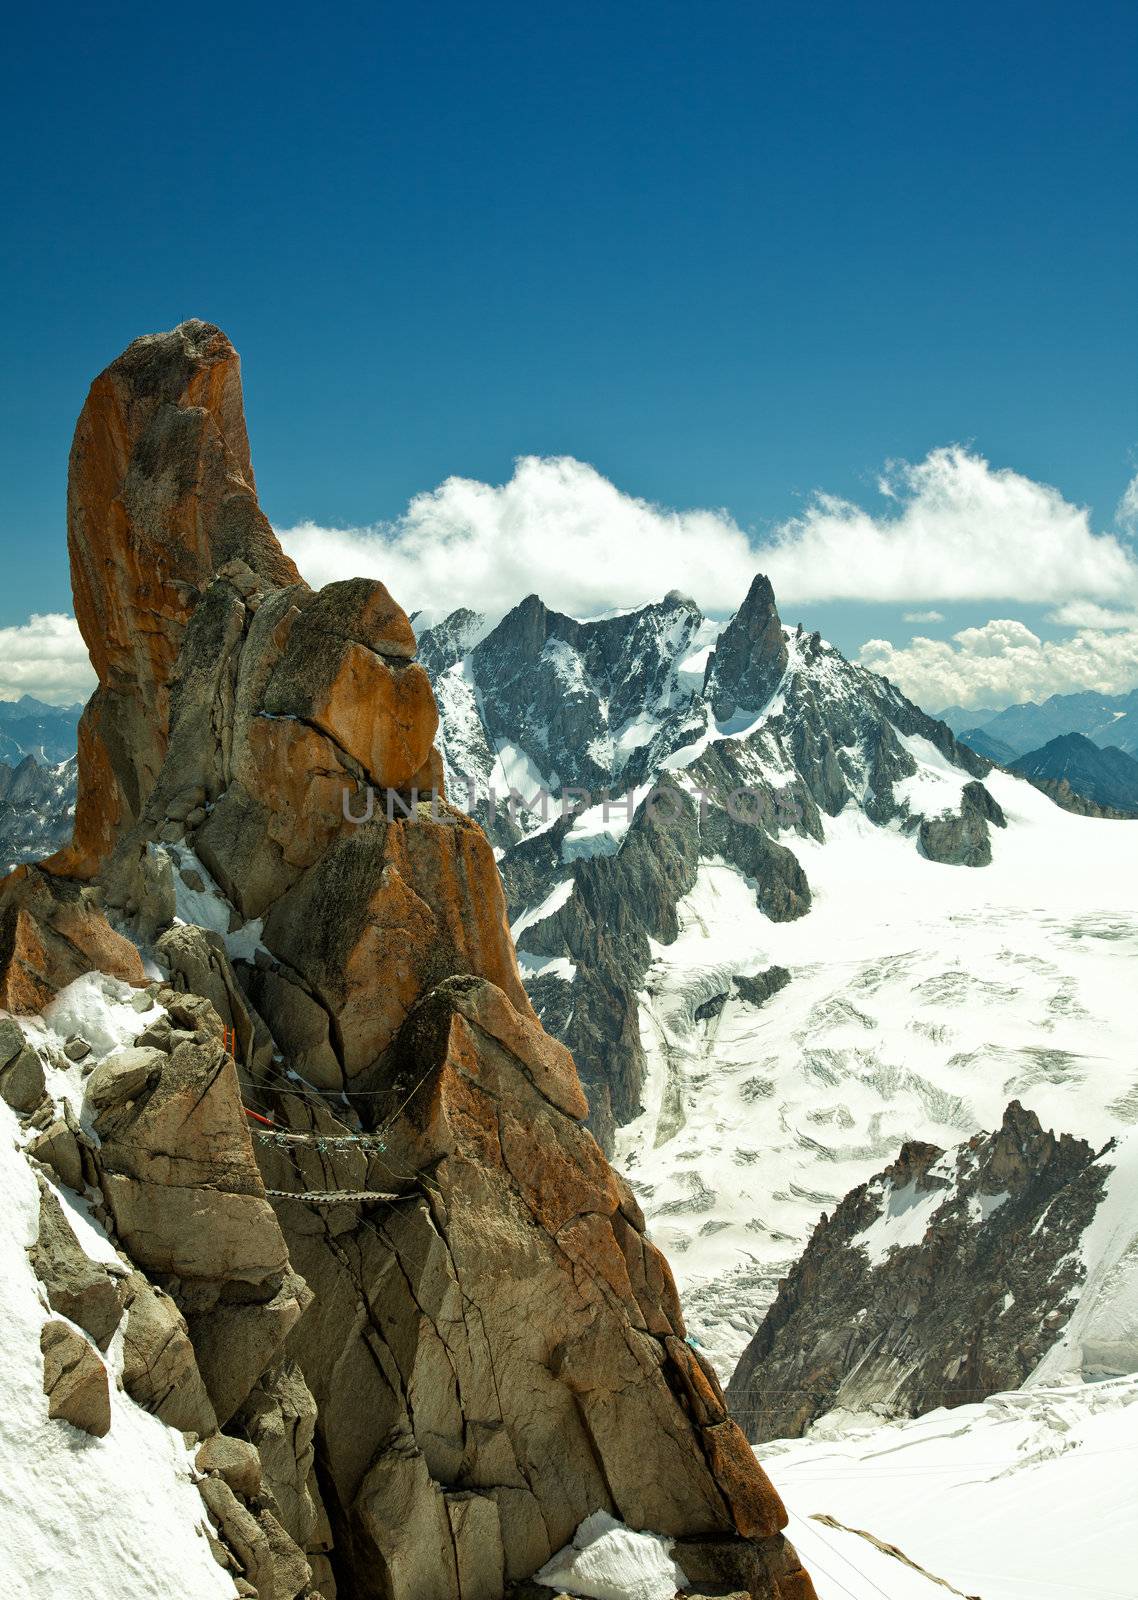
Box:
[534,1510,687,1600]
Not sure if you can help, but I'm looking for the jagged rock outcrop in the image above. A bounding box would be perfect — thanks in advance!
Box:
[918,779,1006,867]
[30,1180,129,1349]
[726,1102,1111,1442]
[703,575,788,721]
[0,321,815,1600]
[0,864,145,1013]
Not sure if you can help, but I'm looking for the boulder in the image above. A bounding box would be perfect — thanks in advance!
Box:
[41,1319,111,1437]
[120,1272,218,1437]
[1,1038,45,1114]
[27,1115,85,1192]
[84,1046,164,1114]
[29,1184,128,1350]
[196,1434,263,1499]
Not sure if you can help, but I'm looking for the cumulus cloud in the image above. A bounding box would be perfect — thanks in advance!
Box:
[1046,600,1138,630]
[766,449,1138,606]
[903,609,945,624]
[0,614,95,705]
[278,456,759,623]
[277,446,1138,622]
[859,618,1138,711]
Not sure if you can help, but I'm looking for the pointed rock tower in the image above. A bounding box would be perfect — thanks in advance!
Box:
[0,323,815,1600]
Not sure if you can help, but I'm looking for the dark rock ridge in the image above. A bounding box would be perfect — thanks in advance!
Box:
[418,581,1000,1148]
[1008,732,1138,818]
[726,1101,1111,1442]
[0,321,815,1600]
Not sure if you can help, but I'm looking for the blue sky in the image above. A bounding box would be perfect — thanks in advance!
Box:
[1,0,1136,709]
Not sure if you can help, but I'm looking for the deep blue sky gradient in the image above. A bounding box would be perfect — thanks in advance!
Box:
[2,0,1135,626]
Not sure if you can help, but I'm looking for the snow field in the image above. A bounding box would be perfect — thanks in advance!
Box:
[764,1376,1138,1600]
[616,770,1138,1377]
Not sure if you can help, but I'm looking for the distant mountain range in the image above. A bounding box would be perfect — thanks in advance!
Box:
[0,694,83,765]
[0,753,77,871]
[937,688,1138,758]
[1006,732,1138,817]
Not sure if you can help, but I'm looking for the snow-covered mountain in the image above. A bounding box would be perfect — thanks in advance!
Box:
[0,754,77,872]
[418,578,1138,1376]
[0,695,82,766]
[418,578,1000,1147]
[0,698,80,871]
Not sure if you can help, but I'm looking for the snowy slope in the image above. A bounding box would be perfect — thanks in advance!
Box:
[764,1376,1138,1600]
[615,771,1138,1375]
[0,1089,236,1600]
[1030,1128,1138,1386]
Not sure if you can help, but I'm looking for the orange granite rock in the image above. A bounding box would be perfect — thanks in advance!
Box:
[49,320,302,877]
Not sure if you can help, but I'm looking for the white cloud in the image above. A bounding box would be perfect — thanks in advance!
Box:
[766,448,1138,606]
[1117,472,1138,535]
[860,618,1138,711]
[903,609,945,624]
[1046,600,1138,630]
[0,614,95,706]
[277,447,1138,623]
[278,456,759,624]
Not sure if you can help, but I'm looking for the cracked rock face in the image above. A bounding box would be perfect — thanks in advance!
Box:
[264,974,810,1600]
[0,321,816,1600]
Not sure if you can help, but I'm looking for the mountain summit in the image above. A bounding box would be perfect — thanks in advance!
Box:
[417,578,1003,1148]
